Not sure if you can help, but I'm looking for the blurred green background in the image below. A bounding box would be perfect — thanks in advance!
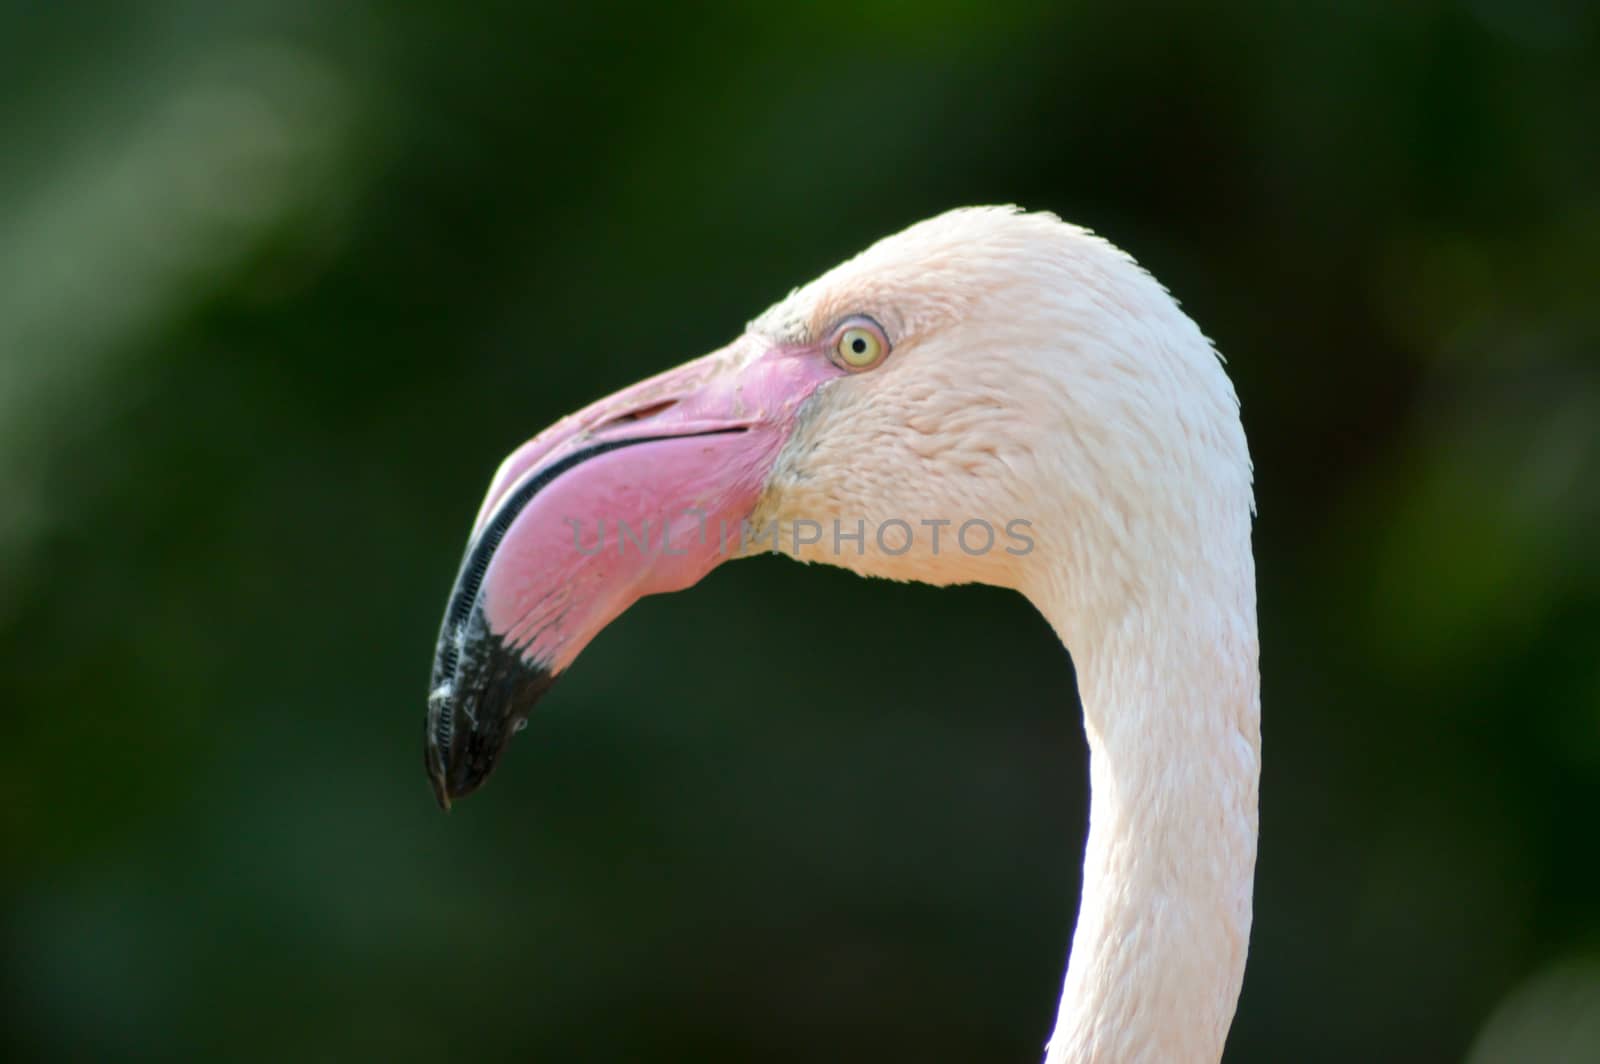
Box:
[4,1,1598,1061]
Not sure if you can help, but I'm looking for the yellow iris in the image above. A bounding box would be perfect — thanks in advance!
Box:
[835,326,884,369]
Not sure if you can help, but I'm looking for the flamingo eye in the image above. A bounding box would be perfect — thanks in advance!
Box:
[830,318,889,371]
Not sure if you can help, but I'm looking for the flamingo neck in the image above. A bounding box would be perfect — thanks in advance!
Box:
[1031,549,1260,1063]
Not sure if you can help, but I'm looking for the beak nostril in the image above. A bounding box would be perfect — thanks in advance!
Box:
[595,398,678,432]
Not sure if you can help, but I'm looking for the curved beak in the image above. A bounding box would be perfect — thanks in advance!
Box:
[425,336,833,807]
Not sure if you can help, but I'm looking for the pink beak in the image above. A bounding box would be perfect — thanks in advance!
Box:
[425,335,838,807]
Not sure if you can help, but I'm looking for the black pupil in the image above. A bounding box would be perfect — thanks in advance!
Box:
[851,337,867,354]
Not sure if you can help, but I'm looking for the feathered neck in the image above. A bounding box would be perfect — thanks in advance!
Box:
[1029,489,1259,1063]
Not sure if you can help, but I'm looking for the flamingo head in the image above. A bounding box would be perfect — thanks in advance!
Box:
[424,206,1244,806]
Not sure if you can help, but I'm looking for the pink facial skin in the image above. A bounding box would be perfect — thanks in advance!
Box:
[478,336,838,667]
[425,334,842,805]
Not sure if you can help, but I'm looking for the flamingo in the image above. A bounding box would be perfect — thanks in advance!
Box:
[425,207,1260,1063]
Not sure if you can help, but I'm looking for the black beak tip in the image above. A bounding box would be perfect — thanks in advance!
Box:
[424,629,560,811]
[424,740,454,811]
[423,693,506,811]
